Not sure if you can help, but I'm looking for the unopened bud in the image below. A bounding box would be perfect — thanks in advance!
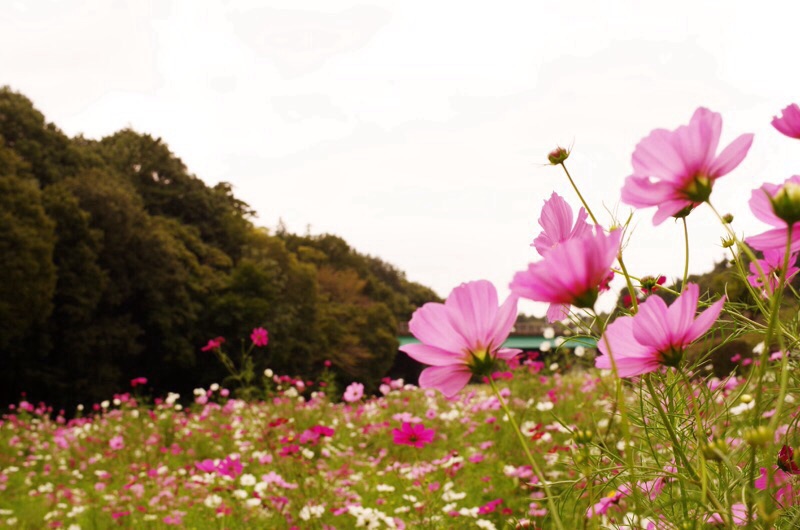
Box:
[547,146,570,165]
[701,438,729,461]
[770,182,800,225]
[744,426,774,447]
[574,429,593,445]
[721,237,735,248]
[722,213,734,224]
[740,394,753,404]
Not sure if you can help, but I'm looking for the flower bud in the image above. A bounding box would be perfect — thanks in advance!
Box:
[722,213,734,224]
[721,237,735,248]
[574,429,593,445]
[547,146,570,165]
[701,438,729,461]
[770,182,800,225]
[743,426,773,447]
[740,394,753,404]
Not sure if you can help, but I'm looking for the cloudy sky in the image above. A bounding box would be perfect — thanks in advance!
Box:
[3,0,800,316]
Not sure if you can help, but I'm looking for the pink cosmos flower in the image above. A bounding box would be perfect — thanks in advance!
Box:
[130,377,148,387]
[399,280,520,397]
[747,248,799,297]
[201,336,225,352]
[745,175,800,253]
[705,503,750,526]
[392,422,435,448]
[511,228,621,320]
[621,107,753,225]
[250,327,269,347]
[772,103,800,139]
[595,283,725,377]
[531,193,593,321]
[343,382,364,402]
[531,192,592,255]
[109,435,124,450]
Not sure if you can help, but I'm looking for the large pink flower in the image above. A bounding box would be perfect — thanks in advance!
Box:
[772,103,800,139]
[621,107,753,225]
[595,284,725,377]
[745,175,800,253]
[399,280,520,397]
[531,193,594,321]
[511,228,621,317]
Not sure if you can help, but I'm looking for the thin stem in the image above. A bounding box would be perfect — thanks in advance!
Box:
[488,378,566,530]
[559,162,598,225]
[616,254,639,313]
[681,217,690,293]
[769,224,794,431]
[644,375,728,521]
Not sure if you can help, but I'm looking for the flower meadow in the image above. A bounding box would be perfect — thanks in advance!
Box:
[4,103,800,529]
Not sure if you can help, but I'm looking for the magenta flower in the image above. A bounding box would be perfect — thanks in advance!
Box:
[130,377,148,388]
[532,192,592,255]
[772,103,800,139]
[595,284,725,377]
[745,175,800,253]
[511,229,621,320]
[392,422,435,448]
[250,327,269,347]
[399,280,520,397]
[621,107,753,225]
[343,382,364,402]
[201,336,225,352]
[747,248,799,297]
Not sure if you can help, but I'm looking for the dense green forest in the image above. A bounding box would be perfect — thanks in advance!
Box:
[0,87,441,408]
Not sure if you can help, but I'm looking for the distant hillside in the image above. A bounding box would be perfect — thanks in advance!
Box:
[0,87,439,407]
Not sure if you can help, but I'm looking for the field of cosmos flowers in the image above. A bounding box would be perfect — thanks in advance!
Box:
[4,103,800,529]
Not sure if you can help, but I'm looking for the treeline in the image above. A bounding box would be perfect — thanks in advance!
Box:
[0,87,439,408]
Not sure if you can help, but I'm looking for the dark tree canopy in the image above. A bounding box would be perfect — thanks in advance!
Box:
[0,87,440,407]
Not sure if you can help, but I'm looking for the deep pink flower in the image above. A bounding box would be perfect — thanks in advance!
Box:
[250,327,269,347]
[595,283,725,377]
[201,336,225,352]
[621,107,753,225]
[586,488,628,518]
[772,103,800,139]
[392,422,435,448]
[511,229,621,320]
[745,175,800,253]
[399,280,520,397]
[747,248,799,297]
[343,382,364,402]
[130,377,148,388]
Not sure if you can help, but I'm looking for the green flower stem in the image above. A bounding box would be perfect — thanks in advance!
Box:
[593,313,643,516]
[681,218,690,293]
[644,375,728,522]
[487,378,565,530]
[768,224,793,432]
[559,161,598,225]
[616,254,640,314]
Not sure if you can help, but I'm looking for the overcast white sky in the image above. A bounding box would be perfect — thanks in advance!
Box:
[2,0,800,317]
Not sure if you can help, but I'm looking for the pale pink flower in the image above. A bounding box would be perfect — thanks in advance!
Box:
[531,192,592,255]
[343,382,364,402]
[250,327,269,347]
[747,248,799,297]
[772,103,800,139]
[399,280,520,397]
[621,107,753,225]
[705,503,750,526]
[109,435,124,450]
[745,175,800,253]
[511,229,621,319]
[595,283,725,377]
